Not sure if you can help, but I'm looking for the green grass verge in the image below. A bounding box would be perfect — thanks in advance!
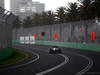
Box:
[0,48,14,60]
[0,49,28,67]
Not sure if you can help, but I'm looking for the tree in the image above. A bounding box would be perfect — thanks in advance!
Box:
[56,7,66,23]
[32,13,42,26]
[23,16,33,28]
[78,0,94,20]
[66,2,79,21]
[41,12,48,25]
[32,11,55,26]
[46,11,55,24]
[13,16,21,29]
[91,0,100,18]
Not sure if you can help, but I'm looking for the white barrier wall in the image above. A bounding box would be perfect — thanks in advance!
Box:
[13,19,100,43]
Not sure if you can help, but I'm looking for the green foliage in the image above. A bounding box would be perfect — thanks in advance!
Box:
[32,11,55,26]
[56,7,66,23]
[13,16,21,29]
[23,16,33,28]
[21,0,100,27]
[91,0,100,17]
[47,11,55,24]
[78,0,95,20]
[32,13,42,26]
[66,2,79,21]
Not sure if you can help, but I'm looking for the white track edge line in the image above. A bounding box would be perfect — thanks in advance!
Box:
[36,54,69,75]
[0,46,40,71]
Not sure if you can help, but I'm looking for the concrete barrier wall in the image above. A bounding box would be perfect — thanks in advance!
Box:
[13,19,100,44]
[35,40,100,52]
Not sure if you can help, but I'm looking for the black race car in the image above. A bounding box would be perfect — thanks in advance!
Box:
[49,46,62,54]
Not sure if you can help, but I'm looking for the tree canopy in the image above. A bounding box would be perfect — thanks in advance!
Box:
[20,0,100,27]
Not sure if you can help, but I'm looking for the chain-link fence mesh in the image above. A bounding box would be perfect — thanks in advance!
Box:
[0,7,17,48]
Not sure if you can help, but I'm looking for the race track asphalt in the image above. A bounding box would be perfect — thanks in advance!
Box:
[0,44,100,75]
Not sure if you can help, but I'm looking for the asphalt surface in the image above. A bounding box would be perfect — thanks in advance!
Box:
[0,44,100,75]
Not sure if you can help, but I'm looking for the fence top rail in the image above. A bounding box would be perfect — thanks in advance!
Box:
[0,7,16,22]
